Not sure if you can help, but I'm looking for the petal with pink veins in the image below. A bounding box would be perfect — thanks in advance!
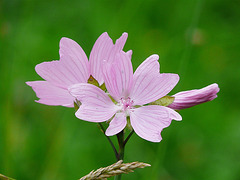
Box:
[105,113,127,136]
[130,105,182,142]
[130,73,179,106]
[26,81,75,107]
[115,33,128,51]
[107,33,128,63]
[103,51,133,101]
[35,37,90,87]
[89,32,129,86]
[89,32,114,85]
[134,54,160,77]
[59,37,90,79]
[69,83,118,122]
[126,50,133,59]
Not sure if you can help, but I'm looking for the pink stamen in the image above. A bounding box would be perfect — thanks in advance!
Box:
[119,97,133,111]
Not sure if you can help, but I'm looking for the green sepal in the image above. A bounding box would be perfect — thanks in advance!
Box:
[126,116,133,131]
[150,96,175,106]
[108,95,117,104]
[88,75,107,92]
[87,75,99,87]
[99,83,106,91]
[74,99,81,111]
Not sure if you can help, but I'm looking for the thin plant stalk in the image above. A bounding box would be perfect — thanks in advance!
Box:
[98,123,118,161]
[124,130,134,146]
[98,124,135,180]
[114,130,125,180]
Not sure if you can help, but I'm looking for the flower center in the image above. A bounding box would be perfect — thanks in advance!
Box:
[119,97,134,113]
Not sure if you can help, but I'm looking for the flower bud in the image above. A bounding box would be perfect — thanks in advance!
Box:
[168,83,219,110]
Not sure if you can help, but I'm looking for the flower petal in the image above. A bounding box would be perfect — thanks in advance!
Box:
[89,32,128,85]
[115,33,128,51]
[89,32,114,85]
[130,72,179,105]
[26,81,74,107]
[105,113,127,136]
[103,51,133,101]
[108,32,128,63]
[59,37,90,80]
[168,83,220,110]
[126,50,133,59]
[35,38,90,88]
[130,105,182,142]
[134,54,160,77]
[69,83,118,122]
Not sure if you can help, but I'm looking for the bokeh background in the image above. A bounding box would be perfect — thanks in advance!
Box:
[1,0,240,179]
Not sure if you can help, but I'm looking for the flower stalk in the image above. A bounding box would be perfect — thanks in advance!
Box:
[115,130,125,180]
[98,123,119,161]
[116,130,125,161]
[98,125,135,179]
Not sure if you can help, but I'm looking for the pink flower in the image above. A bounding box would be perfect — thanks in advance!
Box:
[168,83,220,110]
[69,51,182,142]
[26,32,129,107]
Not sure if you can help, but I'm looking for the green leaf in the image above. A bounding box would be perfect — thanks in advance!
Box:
[150,96,175,106]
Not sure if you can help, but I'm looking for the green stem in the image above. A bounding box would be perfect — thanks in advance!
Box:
[124,130,134,146]
[98,123,118,161]
[98,124,134,180]
[115,130,125,180]
[117,130,125,160]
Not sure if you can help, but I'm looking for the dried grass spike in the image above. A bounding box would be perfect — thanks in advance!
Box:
[79,160,151,180]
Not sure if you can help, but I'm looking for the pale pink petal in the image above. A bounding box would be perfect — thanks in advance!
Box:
[130,73,179,105]
[105,33,131,63]
[26,81,74,107]
[168,83,220,110]
[89,32,114,85]
[35,38,90,87]
[107,33,128,63]
[103,51,133,101]
[69,83,118,122]
[126,50,133,59]
[59,37,90,81]
[134,54,160,77]
[105,113,127,136]
[115,33,128,51]
[89,32,128,85]
[129,105,182,142]
[102,62,120,100]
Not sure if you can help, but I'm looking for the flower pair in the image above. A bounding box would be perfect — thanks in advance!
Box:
[26,32,128,107]
[27,32,219,142]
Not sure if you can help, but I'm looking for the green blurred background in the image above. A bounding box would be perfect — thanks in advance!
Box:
[1,0,240,179]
